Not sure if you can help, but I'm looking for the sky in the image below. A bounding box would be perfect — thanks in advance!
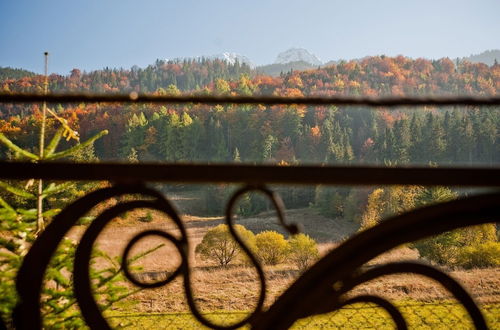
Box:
[1,0,499,74]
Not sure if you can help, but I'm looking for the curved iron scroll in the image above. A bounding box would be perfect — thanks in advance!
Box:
[12,186,499,329]
[73,199,188,329]
[14,184,167,329]
[13,184,298,329]
[254,192,500,329]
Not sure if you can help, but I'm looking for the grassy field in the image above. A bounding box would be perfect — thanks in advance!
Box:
[71,194,499,329]
[107,301,500,329]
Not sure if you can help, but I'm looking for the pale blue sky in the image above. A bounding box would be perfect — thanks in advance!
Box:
[1,0,499,74]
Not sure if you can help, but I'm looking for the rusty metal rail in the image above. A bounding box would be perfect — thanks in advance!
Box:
[0,162,499,186]
[1,92,500,107]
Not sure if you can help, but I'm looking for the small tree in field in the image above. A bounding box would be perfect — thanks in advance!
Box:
[255,231,289,265]
[288,233,319,272]
[195,224,256,267]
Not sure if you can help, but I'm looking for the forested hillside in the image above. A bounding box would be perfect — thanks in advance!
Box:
[1,56,498,166]
[0,55,499,271]
[0,67,35,81]
[0,58,252,95]
[464,49,500,66]
[1,56,498,96]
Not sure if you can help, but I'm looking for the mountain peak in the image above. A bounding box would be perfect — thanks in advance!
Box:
[210,52,253,67]
[275,48,323,66]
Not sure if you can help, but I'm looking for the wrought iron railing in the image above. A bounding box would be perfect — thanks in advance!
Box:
[0,93,499,329]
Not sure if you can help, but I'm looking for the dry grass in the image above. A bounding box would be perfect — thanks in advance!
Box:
[127,266,295,313]
[64,195,499,314]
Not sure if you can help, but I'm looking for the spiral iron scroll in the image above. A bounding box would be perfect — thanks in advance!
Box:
[254,192,500,329]
[13,184,298,329]
[13,186,499,329]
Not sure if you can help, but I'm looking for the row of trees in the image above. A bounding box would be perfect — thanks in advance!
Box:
[1,55,498,120]
[195,225,319,271]
[1,55,497,169]
[112,106,500,166]
[0,57,252,95]
[1,103,498,167]
[2,56,498,98]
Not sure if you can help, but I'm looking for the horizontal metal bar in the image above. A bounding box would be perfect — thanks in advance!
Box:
[1,162,499,186]
[1,93,499,107]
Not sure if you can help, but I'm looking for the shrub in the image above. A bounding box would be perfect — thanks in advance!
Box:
[456,241,500,269]
[413,231,461,265]
[288,233,319,271]
[411,187,500,268]
[414,224,498,268]
[255,231,289,265]
[195,224,256,267]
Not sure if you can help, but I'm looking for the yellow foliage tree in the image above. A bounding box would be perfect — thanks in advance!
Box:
[195,224,256,267]
[255,231,289,265]
[288,233,319,271]
[361,188,385,229]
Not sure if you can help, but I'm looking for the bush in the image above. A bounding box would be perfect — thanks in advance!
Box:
[195,224,256,267]
[255,231,289,265]
[412,187,500,268]
[413,230,463,266]
[456,241,500,269]
[288,233,319,271]
[414,224,498,268]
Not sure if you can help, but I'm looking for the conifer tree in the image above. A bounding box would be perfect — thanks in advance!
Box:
[0,53,108,233]
[393,119,411,163]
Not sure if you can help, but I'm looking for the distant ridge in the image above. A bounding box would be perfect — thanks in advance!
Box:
[463,50,500,66]
[256,61,318,77]
[0,67,36,80]
[3,49,499,83]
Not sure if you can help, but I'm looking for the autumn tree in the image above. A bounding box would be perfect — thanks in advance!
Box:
[360,188,385,229]
[195,224,256,267]
[288,234,319,271]
[255,231,289,265]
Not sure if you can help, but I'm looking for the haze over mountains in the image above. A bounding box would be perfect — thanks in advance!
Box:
[189,48,500,74]
[463,50,500,66]
[203,48,500,68]
[171,48,500,77]
[1,48,499,79]
[258,48,500,77]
